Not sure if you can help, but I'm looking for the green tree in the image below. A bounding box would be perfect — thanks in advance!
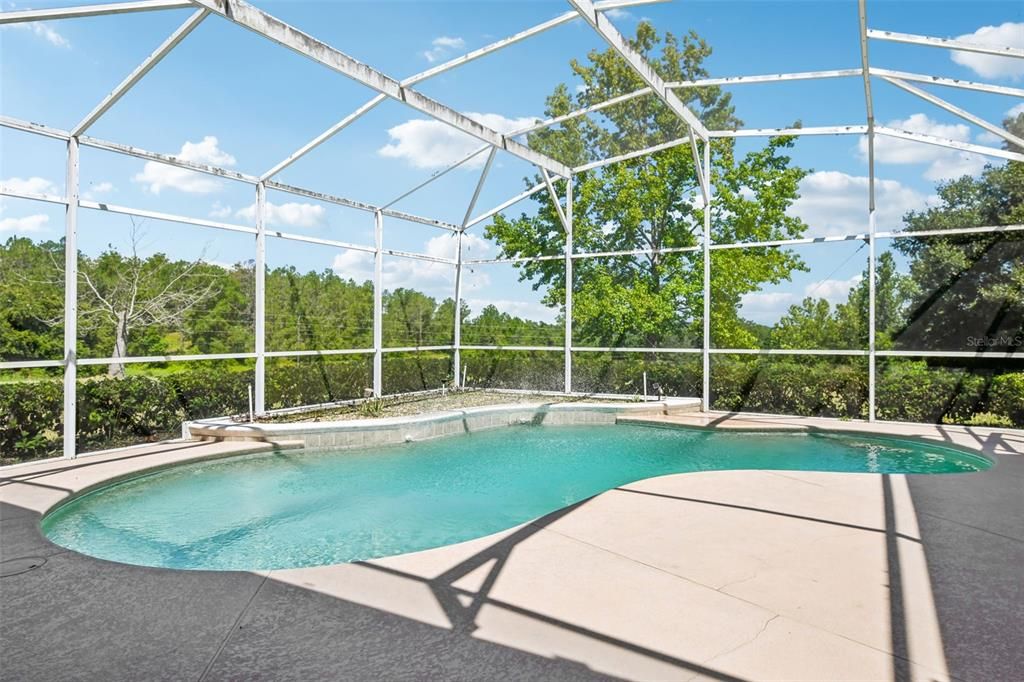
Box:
[892,154,1023,351]
[486,22,809,349]
[767,252,911,350]
[0,236,64,361]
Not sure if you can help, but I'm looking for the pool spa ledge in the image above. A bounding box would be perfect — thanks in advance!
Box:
[184,397,702,449]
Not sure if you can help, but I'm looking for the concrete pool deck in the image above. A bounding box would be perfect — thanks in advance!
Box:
[1,413,1021,681]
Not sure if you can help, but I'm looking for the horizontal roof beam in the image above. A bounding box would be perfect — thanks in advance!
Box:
[868,68,1024,98]
[79,132,260,183]
[668,68,863,88]
[710,125,869,138]
[512,69,865,140]
[189,0,570,176]
[574,135,692,172]
[0,114,457,231]
[867,28,1024,59]
[568,0,709,140]
[404,0,661,89]
[263,181,460,231]
[0,0,190,24]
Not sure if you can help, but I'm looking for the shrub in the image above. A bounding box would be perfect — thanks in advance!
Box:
[0,376,62,462]
[875,361,989,424]
[463,350,564,392]
[383,353,451,394]
[711,357,868,419]
[267,356,371,409]
[989,373,1024,426]
[944,412,1014,428]
[2,358,1021,465]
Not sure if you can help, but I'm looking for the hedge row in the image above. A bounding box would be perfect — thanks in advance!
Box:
[2,356,1021,464]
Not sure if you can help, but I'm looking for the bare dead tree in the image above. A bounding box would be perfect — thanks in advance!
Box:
[76,218,220,377]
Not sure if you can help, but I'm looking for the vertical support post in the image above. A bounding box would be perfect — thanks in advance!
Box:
[62,137,80,458]
[564,174,573,394]
[454,148,496,389]
[858,0,877,422]
[254,181,266,415]
[867,184,877,422]
[453,229,464,387]
[701,141,712,413]
[373,209,383,397]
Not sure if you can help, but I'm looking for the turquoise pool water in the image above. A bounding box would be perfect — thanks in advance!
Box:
[42,424,991,571]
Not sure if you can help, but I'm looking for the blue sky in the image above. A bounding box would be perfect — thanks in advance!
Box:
[2,0,1022,327]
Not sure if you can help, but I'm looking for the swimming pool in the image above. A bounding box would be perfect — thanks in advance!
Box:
[42,424,991,571]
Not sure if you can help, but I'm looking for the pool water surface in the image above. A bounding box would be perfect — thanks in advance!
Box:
[41,424,991,570]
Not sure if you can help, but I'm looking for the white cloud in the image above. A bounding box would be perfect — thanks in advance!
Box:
[790,170,934,235]
[922,152,990,181]
[976,103,1024,145]
[0,176,59,196]
[379,112,539,169]
[235,201,326,229]
[464,297,559,323]
[739,274,865,324]
[950,22,1024,80]
[82,180,114,200]
[331,234,556,321]
[422,35,465,62]
[0,214,49,233]
[738,292,794,324]
[5,20,70,48]
[209,201,233,219]
[604,8,632,20]
[0,176,60,214]
[860,113,987,180]
[805,275,863,305]
[332,233,491,298]
[132,136,236,194]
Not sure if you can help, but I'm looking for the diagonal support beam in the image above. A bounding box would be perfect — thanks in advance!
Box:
[867,29,1024,59]
[72,8,209,137]
[880,76,1024,151]
[567,0,709,141]
[381,146,490,210]
[690,135,708,203]
[261,94,385,181]
[541,168,571,233]
[875,126,1024,163]
[462,149,498,229]
[190,0,570,176]
[0,0,190,24]
[260,0,659,180]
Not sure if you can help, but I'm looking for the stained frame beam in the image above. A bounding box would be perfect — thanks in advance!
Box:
[189,0,570,176]
[0,0,190,24]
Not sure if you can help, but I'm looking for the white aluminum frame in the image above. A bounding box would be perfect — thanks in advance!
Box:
[1,0,1021,457]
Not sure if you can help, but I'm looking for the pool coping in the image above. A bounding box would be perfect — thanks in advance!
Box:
[617,415,1003,466]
